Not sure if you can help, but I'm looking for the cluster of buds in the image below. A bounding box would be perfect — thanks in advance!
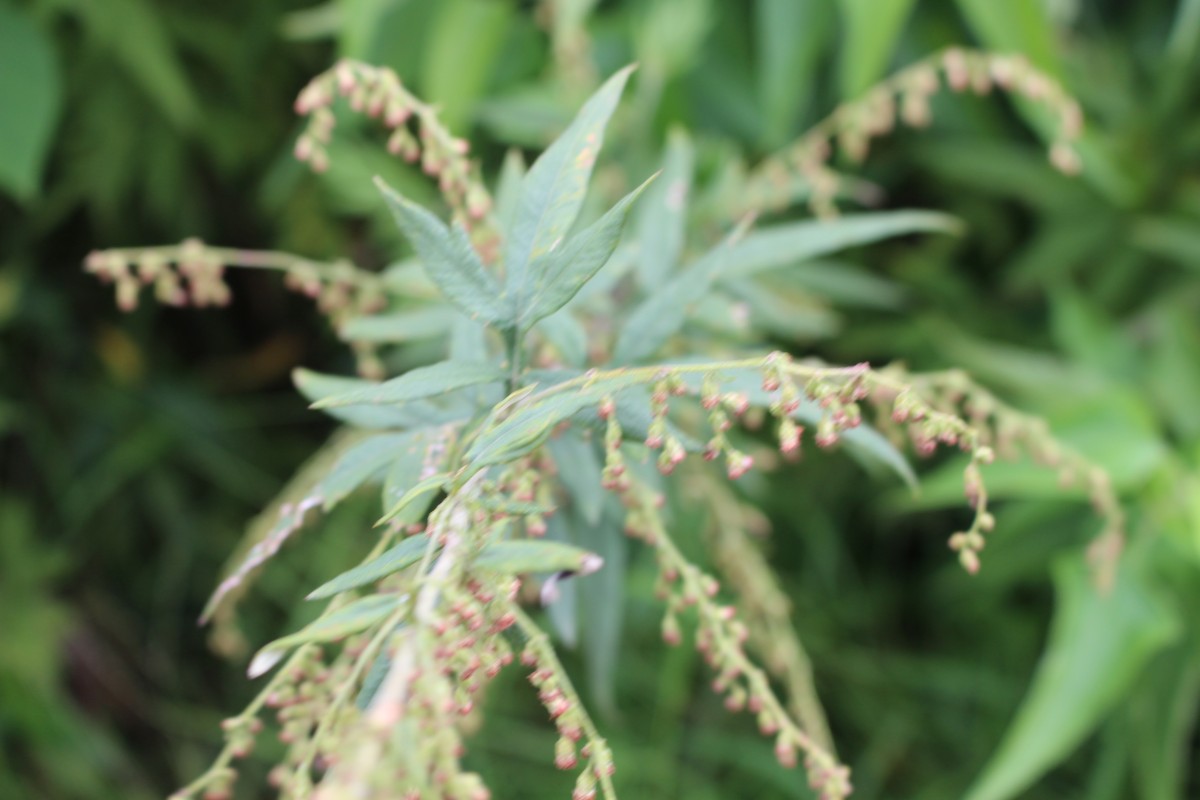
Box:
[644,375,690,474]
[85,240,391,378]
[85,240,387,320]
[517,618,617,800]
[482,456,557,537]
[743,48,1088,217]
[597,396,629,491]
[85,238,229,311]
[292,60,492,226]
[621,486,852,799]
[699,374,756,479]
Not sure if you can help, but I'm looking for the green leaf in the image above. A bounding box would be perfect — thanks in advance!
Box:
[519,173,657,329]
[578,505,627,715]
[71,0,199,129]
[955,0,1063,77]
[378,472,450,525]
[307,534,434,600]
[0,4,60,201]
[200,431,362,623]
[756,0,831,147]
[548,432,605,527]
[424,0,513,131]
[376,178,510,325]
[248,594,406,678]
[613,216,755,364]
[339,307,456,343]
[964,550,1179,800]
[467,374,645,468]
[836,0,918,99]
[494,148,527,234]
[636,128,694,285]
[543,514,580,647]
[379,427,456,513]
[505,65,636,321]
[719,210,962,280]
[535,311,589,367]
[294,368,475,429]
[474,539,604,576]
[312,360,505,408]
[319,433,415,511]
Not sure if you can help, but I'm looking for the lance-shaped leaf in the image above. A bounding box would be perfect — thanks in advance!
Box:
[518,173,657,330]
[318,432,416,511]
[375,178,511,326]
[613,216,754,364]
[307,534,434,600]
[636,128,694,285]
[338,307,456,343]
[548,431,605,526]
[201,430,361,623]
[964,551,1179,800]
[294,369,415,429]
[505,65,636,321]
[312,360,505,409]
[718,210,961,280]
[248,593,407,678]
[466,373,645,468]
[378,472,450,525]
[474,539,604,576]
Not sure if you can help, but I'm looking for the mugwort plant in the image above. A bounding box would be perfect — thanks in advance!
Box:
[86,52,1119,800]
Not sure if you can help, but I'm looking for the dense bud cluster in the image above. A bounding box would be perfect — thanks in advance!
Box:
[292,60,495,245]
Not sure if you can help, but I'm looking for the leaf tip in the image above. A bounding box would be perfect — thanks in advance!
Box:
[248,648,285,679]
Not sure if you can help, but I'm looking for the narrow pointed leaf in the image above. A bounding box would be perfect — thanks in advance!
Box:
[613,217,754,364]
[520,173,657,329]
[837,0,918,99]
[294,369,415,429]
[535,311,589,367]
[718,210,961,280]
[505,65,636,320]
[338,307,456,343]
[467,374,646,468]
[965,552,1179,800]
[318,433,416,511]
[548,432,605,526]
[376,178,510,325]
[248,594,406,677]
[313,360,505,408]
[378,472,450,525]
[307,534,434,600]
[474,539,603,575]
[637,128,693,285]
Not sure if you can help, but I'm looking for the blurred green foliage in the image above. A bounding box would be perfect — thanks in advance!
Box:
[2,0,1198,798]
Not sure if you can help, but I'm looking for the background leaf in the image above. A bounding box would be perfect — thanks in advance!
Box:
[965,548,1180,800]
[0,4,60,201]
[837,0,918,99]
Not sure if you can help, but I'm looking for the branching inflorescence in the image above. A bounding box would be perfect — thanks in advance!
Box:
[87,48,1120,800]
[739,47,1086,217]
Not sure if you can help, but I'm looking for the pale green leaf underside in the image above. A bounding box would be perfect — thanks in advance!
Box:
[474,539,602,575]
[248,593,406,678]
[307,534,433,600]
[313,360,505,408]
